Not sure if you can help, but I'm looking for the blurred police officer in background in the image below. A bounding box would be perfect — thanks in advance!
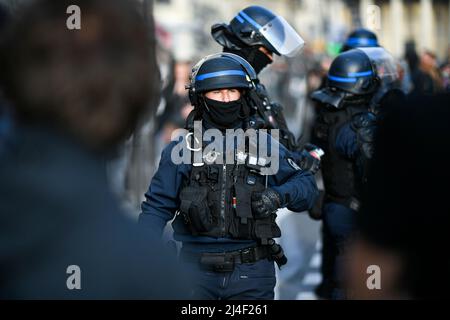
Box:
[0,0,189,299]
[310,47,401,299]
[309,27,398,299]
[139,52,319,300]
[211,6,323,175]
[341,28,380,53]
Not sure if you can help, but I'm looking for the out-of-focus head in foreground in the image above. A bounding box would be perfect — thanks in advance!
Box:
[0,0,159,151]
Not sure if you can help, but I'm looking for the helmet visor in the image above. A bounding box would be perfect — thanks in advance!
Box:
[358,47,398,85]
[311,88,347,109]
[258,16,305,57]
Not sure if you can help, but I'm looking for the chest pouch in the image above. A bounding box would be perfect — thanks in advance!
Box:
[179,170,215,235]
[233,164,265,225]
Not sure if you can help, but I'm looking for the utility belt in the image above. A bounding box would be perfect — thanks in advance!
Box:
[325,194,361,212]
[180,241,287,272]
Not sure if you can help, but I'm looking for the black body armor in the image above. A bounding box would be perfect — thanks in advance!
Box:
[313,104,368,208]
[173,148,281,245]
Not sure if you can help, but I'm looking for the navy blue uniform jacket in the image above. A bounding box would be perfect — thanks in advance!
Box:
[139,128,319,253]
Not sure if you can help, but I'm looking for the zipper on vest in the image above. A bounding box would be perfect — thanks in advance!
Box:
[220,164,227,235]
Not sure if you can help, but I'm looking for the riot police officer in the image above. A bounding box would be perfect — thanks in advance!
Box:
[341,28,380,52]
[310,47,399,299]
[139,53,319,300]
[211,6,323,174]
[311,28,387,298]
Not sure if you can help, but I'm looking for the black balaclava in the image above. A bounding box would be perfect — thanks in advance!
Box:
[224,46,272,74]
[202,96,248,130]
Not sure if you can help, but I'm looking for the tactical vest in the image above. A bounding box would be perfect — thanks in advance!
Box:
[173,146,281,245]
[313,104,368,204]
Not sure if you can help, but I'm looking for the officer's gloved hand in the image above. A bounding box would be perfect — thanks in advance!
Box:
[251,188,282,219]
[298,143,324,175]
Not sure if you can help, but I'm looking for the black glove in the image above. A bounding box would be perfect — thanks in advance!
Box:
[298,143,324,174]
[251,188,282,219]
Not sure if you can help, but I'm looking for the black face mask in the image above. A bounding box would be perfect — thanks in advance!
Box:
[224,47,273,74]
[202,97,243,129]
[250,49,273,74]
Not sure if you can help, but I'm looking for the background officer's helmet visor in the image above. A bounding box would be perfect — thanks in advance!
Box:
[258,16,305,57]
[358,47,398,86]
[311,88,346,109]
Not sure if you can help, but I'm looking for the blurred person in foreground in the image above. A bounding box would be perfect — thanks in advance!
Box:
[345,93,450,299]
[0,0,189,299]
[0,3,14,155]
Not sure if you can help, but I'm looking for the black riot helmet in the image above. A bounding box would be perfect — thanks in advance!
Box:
[311,48,382,109]
[211,6,304,68]
[187,52,257,108]
[341,28,379,52]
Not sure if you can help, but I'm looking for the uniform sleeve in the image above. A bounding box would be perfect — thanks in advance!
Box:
[335,123,358,159]
[267,136,319,212]
[138,141,189,238]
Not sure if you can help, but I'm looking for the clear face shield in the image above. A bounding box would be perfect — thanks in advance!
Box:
[311,88,347,109]
[358,47,398,87]
[258,16,305,57]
[357,47,400,110]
